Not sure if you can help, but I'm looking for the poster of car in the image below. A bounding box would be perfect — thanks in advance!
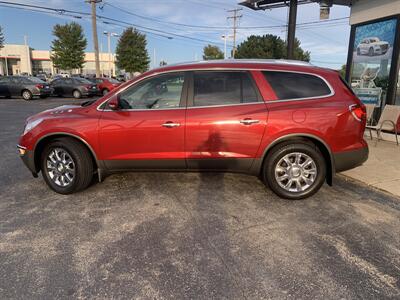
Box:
[350,18,397,107]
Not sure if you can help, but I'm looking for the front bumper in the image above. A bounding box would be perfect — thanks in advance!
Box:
[17,145,38,176]
[333,146,369,173]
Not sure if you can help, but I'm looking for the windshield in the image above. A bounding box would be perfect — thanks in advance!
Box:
[74,78,92,84]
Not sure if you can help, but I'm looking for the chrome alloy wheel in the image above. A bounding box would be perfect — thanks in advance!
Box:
[274,152,317,193]
[46,148,75,187]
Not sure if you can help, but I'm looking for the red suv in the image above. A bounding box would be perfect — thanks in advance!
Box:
[17,60,368,199]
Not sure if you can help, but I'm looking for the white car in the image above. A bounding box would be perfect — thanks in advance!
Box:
[356,37,389,56]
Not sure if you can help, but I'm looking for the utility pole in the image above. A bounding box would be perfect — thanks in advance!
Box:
[86,0,101,77]
[287,0,298,60]
[227,8,242,58]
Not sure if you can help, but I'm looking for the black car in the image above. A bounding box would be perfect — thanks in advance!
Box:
[0,76,53,100]
[50,77,99,99]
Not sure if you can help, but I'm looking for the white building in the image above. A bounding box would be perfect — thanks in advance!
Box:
[0,44,117,76]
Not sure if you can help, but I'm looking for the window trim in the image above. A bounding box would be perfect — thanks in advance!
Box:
[187,70,262,108]
[97,67,333,111]
[262,70,335,102]
[102,71,189,112]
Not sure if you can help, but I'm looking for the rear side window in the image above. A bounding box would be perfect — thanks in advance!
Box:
[262,71,332,100]
[193,71,258,107]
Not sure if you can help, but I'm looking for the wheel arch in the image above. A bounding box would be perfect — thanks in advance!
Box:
[33,133,98,173]
[257,134,334,186]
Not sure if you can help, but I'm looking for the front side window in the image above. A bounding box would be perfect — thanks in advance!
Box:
[118,73,185,110]
[262,71,332,100]
[193,71,258,107]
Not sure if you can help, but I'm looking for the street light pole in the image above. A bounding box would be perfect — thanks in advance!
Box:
[221,34,233,59]
[103,31,119,77]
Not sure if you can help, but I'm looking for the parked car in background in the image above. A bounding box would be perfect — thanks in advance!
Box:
[35,73,51,82]
[50,77,99,99]
[88,77,122,95]
[356,37,389,56]
[18,60,368,199]
[0,76,53,100]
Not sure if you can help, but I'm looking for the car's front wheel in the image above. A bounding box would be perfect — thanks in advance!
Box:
[41,138,94,194]
[263,142,326,200]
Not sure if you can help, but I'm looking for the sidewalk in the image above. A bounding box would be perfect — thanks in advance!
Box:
[341,138,400,197]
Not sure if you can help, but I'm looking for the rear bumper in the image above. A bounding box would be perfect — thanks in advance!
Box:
[17,145,38,175]
[333,146,369,173]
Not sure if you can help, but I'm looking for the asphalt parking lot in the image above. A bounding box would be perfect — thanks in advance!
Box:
[0,97,399,299]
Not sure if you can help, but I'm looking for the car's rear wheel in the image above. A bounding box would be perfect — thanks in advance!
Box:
[263,142,326,200]
[73,90,82,99]
[22,90,33,101]
[102,89,109,96]
[41,138,94,194]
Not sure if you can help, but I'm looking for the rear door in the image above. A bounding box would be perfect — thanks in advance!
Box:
[185,70,268,171]
[9,77,22,96]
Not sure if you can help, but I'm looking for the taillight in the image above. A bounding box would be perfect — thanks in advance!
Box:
[349,104,366,122]
[35,84,44,89]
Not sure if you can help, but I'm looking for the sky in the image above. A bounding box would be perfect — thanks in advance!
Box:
[0,0,351,69]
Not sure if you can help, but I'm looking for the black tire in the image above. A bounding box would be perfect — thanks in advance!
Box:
[22,90,33,101]
[368,47,374,56]
[102,89,109,96]
[41,138,94,194]
[262,142,326,200]
[72,90,82,99]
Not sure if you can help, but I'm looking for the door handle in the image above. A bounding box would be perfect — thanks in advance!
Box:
[240,119,260,125]
[162,121,181,128]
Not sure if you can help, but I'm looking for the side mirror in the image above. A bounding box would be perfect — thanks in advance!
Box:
[108,96,119,110]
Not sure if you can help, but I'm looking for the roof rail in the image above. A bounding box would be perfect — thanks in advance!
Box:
[159,59,312,68]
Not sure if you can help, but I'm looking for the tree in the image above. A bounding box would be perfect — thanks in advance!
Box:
[51,22,87,71]
[203,44,224,60]
[235,34,310,62]
[116,27,150,74]
[339,64,346,79]
[0,26,4,49]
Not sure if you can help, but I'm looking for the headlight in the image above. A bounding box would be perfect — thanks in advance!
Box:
[23,119,43,135]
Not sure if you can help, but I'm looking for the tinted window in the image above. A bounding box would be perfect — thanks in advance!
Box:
[118,73,185,110]
[23,77,45,84]
[0,77,10,83]
[193,72,258,107]
[74,78,92,84]
[262,71,331,100]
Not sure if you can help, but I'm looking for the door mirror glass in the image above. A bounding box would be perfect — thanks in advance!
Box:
[108,96,120,110]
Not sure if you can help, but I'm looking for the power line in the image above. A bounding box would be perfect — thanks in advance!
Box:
[0,1,226,47]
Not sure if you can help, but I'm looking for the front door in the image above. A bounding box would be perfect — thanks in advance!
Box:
[185,71,268,171]
[98,72,188,170]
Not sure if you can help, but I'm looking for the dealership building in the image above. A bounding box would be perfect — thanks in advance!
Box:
[0,44,117,76]
[342,0,400,108]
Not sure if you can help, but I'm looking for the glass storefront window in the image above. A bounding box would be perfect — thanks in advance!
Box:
[396,64,400,105]
[350,18,398,107]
